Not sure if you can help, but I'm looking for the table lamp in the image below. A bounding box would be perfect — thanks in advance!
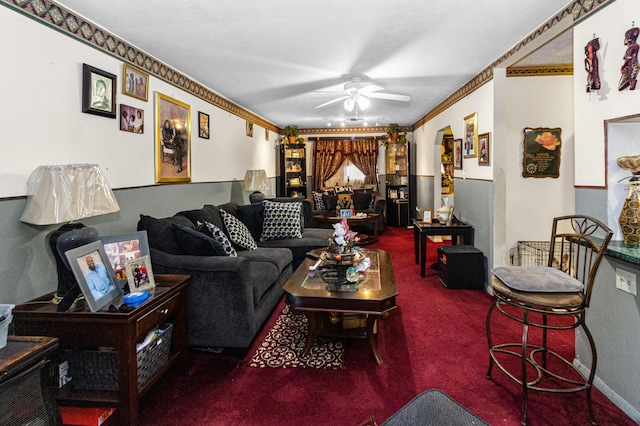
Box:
[242,169,271,203]
[20,164,120,311]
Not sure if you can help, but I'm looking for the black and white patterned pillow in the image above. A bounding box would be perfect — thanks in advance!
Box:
[312,191,325,210]
[260,200,303,241]
[221,210,258,250]
[200,221,237,256]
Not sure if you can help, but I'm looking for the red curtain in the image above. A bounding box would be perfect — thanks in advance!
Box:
[312,139,378,191]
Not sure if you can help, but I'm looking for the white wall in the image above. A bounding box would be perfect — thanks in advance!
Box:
[0,7,277,198]
[505,74,575,247]
[573,0,640,187]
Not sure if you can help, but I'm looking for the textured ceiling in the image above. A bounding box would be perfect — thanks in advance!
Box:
[56,0,573,129]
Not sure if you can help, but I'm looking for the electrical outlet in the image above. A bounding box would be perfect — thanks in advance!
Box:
[615,268,637,295]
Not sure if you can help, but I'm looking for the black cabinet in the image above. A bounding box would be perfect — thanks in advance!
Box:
[438,245,484,289]
[280,143,307,198]
[385,139,410,227]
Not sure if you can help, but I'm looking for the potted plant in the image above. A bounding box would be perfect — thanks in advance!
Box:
[379,123,406,148]
[284,125,299,144]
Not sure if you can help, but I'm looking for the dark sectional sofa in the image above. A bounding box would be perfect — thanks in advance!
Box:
[137,198,333,352]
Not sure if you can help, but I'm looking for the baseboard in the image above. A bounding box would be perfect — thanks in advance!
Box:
[574,358,640,423]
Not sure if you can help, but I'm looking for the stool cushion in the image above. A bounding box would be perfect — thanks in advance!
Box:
[492,266,583,292]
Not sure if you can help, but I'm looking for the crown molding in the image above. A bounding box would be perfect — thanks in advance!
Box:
[507,64,574,77]
[0,0,279,133]
[412,0,613,130]
[299,125,412,136]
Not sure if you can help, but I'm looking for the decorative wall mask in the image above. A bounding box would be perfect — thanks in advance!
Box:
[584,37,601,92]
[619,26,639,91]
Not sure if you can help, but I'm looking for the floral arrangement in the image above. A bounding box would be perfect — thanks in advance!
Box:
[328,218,359,254]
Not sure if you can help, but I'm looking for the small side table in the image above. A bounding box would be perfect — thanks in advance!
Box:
[0,336,60,425]
[438,245,484,289]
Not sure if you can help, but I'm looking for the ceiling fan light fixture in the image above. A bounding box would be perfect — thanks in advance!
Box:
[356,95,370,111]
[344,97,355,111]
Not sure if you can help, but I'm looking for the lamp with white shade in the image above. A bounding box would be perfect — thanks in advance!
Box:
[20,164,120,311]
[242,169,271,204]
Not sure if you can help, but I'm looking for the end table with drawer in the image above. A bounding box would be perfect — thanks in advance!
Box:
[12,274,190,426]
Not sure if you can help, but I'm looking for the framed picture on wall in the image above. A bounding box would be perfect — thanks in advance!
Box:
[478,132,490,165]
[119,104,144,133]
[463,112,477,158]
[156,92,191,183]
[246,121,253,137]
[198,111,210,139]
[122,63,149,102]
[82,64,117,118]
[453,138,463,170]
[522,127,562,178]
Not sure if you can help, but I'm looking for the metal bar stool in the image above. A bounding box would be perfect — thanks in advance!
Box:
[486,215,612,425]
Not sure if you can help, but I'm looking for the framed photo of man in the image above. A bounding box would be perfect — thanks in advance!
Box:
[82,64,117,118]
[156,92,191,183]
[65,241,121,312]
[453,138,463,170]
[122,63,149,101]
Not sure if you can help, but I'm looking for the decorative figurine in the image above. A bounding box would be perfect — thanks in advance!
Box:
[619,26,639,91]
[584,37,601,92]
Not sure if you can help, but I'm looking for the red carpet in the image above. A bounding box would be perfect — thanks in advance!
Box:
[138,227,634,425]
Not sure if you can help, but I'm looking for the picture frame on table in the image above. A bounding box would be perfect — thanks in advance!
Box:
[478,132,490,165]
[198,111,210,139]
[82,63,117,118]
[422,210,433,223]
[453,138,463,170]
[99,231,150,291]
[340,209,353,218]
[124,255,156,292]
[463,112,477,158]
[122,63,149,102]
[65,241,121,312]
[156,92,191,183]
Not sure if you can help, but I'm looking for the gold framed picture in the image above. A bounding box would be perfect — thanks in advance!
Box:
[289,177,301,186]
[422,210,433,223]
[156,92,191,183]
[463,112,478,158]
[122,63,149,102]
[478,132,490,165]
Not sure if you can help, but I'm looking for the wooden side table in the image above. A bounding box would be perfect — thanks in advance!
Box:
[12,274,190,426]
[0,336,60,425]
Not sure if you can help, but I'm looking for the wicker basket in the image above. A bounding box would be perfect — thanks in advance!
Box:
[66,323,173,391]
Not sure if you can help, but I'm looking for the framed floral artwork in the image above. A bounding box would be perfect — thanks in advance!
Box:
[522,127,562,178]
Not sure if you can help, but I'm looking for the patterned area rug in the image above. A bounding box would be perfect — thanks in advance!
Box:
[249,305,344,369]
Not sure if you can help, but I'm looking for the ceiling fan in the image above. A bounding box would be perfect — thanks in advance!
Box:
[315,76,411,111]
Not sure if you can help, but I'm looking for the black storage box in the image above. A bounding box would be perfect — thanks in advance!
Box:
[438,245,484,289]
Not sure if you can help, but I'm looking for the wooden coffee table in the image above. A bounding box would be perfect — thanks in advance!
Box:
[283,248,397,364]
[313,213,379,244]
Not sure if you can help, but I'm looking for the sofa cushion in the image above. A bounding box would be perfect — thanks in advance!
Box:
[322,194,338,212]
[237,247,292,276]
[312,191,325,210]
[172,223,231,256]
[221,209,258,251]
[236,203,265,241]
[177,205,226,237]
[201,221,238,256]
[137,214,194,255]
[261,200,303,241]
[353,191,373,210]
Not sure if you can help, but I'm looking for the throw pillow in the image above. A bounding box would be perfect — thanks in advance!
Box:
[220,209,258,250]
[202,221,238,256]
[260,200,303,241]
[322,194,338,212]
[172,223,231,256]
[237,203,265,241]
[353,191,373,210]
[312,191,325,210]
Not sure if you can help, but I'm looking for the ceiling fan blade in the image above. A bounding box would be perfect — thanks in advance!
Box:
[369,92,411,102]
[315,95,349,109]
[359,84,384,93]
